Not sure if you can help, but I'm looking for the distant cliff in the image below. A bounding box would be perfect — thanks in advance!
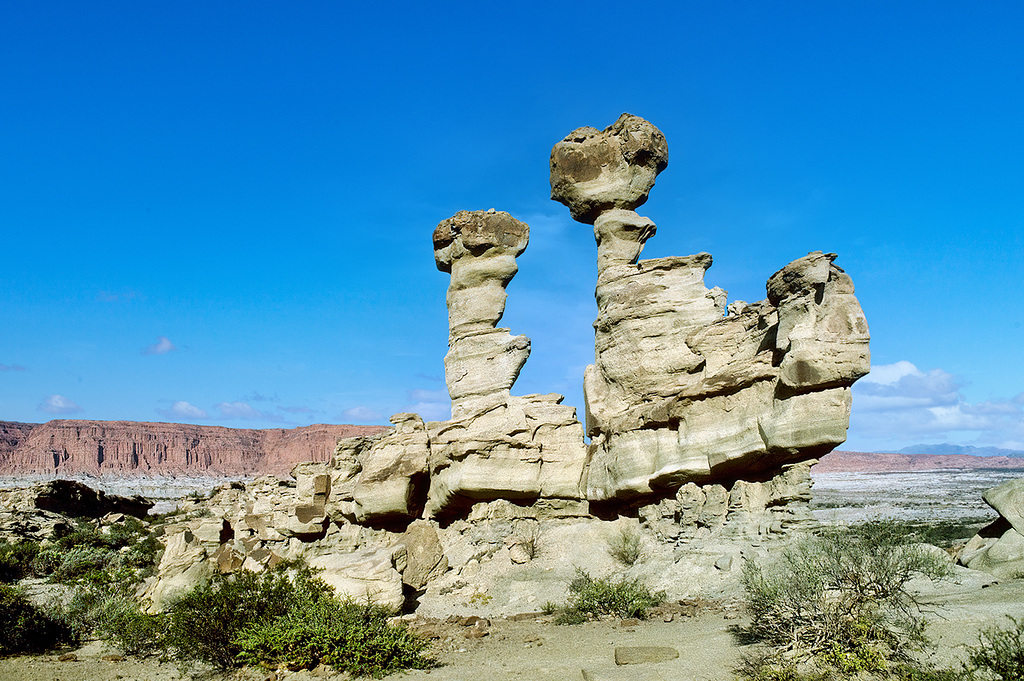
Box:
[816,450,1024,474]
[0,420,390,478]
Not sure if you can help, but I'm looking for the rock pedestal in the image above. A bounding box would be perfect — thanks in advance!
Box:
[143,114,870,614]
[549,113,870,504]
[426,210,589,518]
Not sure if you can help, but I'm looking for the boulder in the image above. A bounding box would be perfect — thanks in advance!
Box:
[33,479,153,518]
[550,113,668,224]
[961,477,1024,578]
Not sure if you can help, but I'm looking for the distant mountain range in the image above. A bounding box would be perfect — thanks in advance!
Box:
[896,444,1024,458]
[0,420,390,478]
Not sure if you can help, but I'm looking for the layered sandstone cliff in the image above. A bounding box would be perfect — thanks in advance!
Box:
[0,420,389,478]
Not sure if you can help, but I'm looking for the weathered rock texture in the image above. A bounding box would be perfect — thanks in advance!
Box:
[549,113,871,505]
[427,210,590,517]
[960,477,1024,579]
[140,114,870,614]
[0,420,388,477]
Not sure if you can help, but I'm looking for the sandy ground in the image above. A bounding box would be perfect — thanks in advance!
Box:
[3,576,1022,681]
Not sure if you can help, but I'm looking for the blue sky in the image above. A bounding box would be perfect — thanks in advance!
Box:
[2,1,1022,453]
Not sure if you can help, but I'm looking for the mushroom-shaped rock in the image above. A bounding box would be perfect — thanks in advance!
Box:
[550,113,668,224]
[433,210,529,338]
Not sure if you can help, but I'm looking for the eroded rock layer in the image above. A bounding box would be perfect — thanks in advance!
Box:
[0,420,389,477]
[138,114,870,613]
[548,114,870,504]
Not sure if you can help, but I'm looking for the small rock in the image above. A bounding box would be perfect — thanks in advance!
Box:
[58,653,78,662]
[614,646,680,665]
[662,613,674,622]
[101,654,125,662]
[714,554,733,571]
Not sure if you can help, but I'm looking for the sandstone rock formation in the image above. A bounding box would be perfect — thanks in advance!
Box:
[0,420,388,478]
[425,209,589,518]
[140,114,871,614]
[549,114,870,505]
[960,477,1024,579]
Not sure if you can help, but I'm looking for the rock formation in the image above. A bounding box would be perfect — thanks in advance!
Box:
[425,210,589,518]
[549,114,870,504]
[960,477,1024,579]
[0,420,388,477]
[141,114,871,614]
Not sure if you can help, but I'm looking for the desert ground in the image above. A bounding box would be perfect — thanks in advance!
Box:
[2,467,1023,681]
[2,576,1022,681]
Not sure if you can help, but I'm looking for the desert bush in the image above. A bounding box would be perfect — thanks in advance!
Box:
[888,516,995,548]
[555,569,664,624]
[162,566,433,676]
[60,580,166,656]
[967,616,1024,680]
[607,525,643,566]
[740,520,953,676]
[0,584,77,655]
[0,540,41,583]
[509,521,542,561]
[164,568,295,669]
[235,575,434,677]
[51,546,113,583]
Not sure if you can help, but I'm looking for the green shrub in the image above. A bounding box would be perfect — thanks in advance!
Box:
[555,569,664,624]
[59,580,166,656]
[161,566,434,677]
[607,525,643,566]
[0,584,76,655]
[164,568,295,669]
[51,546,112,583]
[740,520,953,675]
[0,540,41,583]
[968,616,1024,680]
[235,575,433,677]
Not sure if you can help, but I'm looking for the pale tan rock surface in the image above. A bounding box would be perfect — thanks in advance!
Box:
[961,476,1024,578]
[551,114,870,504]
[142,115,870,614]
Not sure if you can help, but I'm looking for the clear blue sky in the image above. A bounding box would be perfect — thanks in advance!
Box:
[2,1,1022,453]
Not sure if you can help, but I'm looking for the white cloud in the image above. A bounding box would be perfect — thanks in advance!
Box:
[342,406,383,422]
[860,360,919,385]
[38,394,83,415]
[850,361,1024,450]
[158,401,209,420]
[143,336,176,355]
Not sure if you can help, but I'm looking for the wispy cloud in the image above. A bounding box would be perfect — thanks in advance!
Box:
[243,391,280,402]
[215,401,286,422]
[143,336,177,355]
[38,394,83,415]
[278,405,315,414]
[404,388,450,422]
[157,401,209,420]
[0,364,27,372]
[342,406,383,422]
[850,361,1024,450]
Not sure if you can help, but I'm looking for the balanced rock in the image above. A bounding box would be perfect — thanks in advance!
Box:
[550,113,669,224]
[553,114,870,504]
[433,210,531,418]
